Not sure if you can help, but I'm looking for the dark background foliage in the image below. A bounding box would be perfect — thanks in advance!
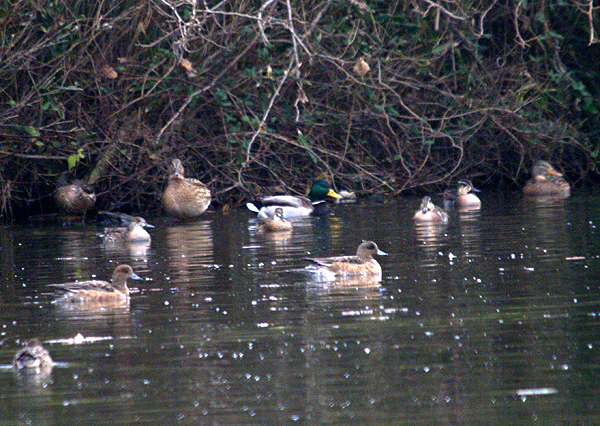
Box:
[0,0,598,220]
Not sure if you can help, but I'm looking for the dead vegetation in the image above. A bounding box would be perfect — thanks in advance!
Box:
[0,0,598,220]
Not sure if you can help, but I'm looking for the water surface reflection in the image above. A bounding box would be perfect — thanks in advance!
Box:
[2,192,600,425]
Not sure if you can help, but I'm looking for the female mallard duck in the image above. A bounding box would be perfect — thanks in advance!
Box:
[523,160,571,196]
[307,241,387,278]
[162,158,211,220]
[257,207,293,233]
[99,217,154,243]
[247,180,342,219]
[444,179,481,210]
[55,176,96,218]
[414,196,449,222]
[48,264,143,304]
[13,339,53,374]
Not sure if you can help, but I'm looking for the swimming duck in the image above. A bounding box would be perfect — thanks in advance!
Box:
[256,207,293,233]
[13,339,53,373]
[162,158,211,220]
[99,217,154,243]
[413,196,449,222]
[444,179,481,210]
[247,180,342,219]
[55,176,96,217]
[523,160,571,196]
[48,264,143,304]
[307,241,387,277]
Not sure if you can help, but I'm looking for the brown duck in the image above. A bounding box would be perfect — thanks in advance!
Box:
[162,158,211,220]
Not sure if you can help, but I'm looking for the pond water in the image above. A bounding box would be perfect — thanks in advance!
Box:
[1,190,600,425]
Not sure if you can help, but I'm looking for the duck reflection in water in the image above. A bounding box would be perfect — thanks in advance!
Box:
[306,241,387,281]
[48,264,143,305]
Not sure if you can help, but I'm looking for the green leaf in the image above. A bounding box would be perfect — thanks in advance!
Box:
[25,127,41,137]
[67,154,79,170]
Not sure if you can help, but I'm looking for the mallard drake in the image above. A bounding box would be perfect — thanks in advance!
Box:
[247,180,342,219]
[523,160,570,196]
[257,207,293,233]
[48,264,143,304]
[444,179,481,210]
[99,217,154,243]
[414,196,449,222]
[13,339,53,373]
[162,158,211,220]
[307,241,387,278]
[55,177,96,217]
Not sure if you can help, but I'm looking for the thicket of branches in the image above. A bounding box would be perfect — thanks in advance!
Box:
[0,0,598,220]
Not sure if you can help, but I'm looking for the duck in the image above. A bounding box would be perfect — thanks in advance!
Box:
[247,180,342,219]
[307,241,387,278]
[48,264,143,304]
[162,158,211,220]
[99,217,154,243]
[413,196,449,222]
[256,207,293,233]
[444,179,481,210]
[12,339,53,374]
[55,176,96,218]
[523,160,571,196]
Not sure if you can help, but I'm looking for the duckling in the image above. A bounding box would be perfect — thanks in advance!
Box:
[307,241,387,278]
[247,180,342,219]
[413,196,449,222]
[444,179,481,210]
[523,160,571,196]
[99,217,154,243]
[13,339,53,374]
[55,176,96,218]
[162,158,211,220]
[257,207,293,233]
[48,264,143,304]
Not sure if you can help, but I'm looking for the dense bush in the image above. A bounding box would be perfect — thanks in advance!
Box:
[0,0,598,220]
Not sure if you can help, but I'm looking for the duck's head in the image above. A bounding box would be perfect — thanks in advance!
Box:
[133,217,155,228]
[356,241,388,259]
[112,265,143,283]
[169,159,184,178]
[532,161,562,180]
[420,196,435,213]
[274,207,286,219]
[309,180,342,202]
[457,179,480,195]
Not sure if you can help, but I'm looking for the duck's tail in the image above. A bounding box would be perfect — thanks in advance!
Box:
[246,203,260,213]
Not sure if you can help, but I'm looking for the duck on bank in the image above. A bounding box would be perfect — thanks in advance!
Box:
[162,158,211,220]
[55,175,96,219]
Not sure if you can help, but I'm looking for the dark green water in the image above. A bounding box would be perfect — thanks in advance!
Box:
[1,191,600,425]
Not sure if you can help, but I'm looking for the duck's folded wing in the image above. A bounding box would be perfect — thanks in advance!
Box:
[98,211,137,225]
[261,195,311,209]
[309,255,362,267]
[48,280,117,294]
[186,177,210,191]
